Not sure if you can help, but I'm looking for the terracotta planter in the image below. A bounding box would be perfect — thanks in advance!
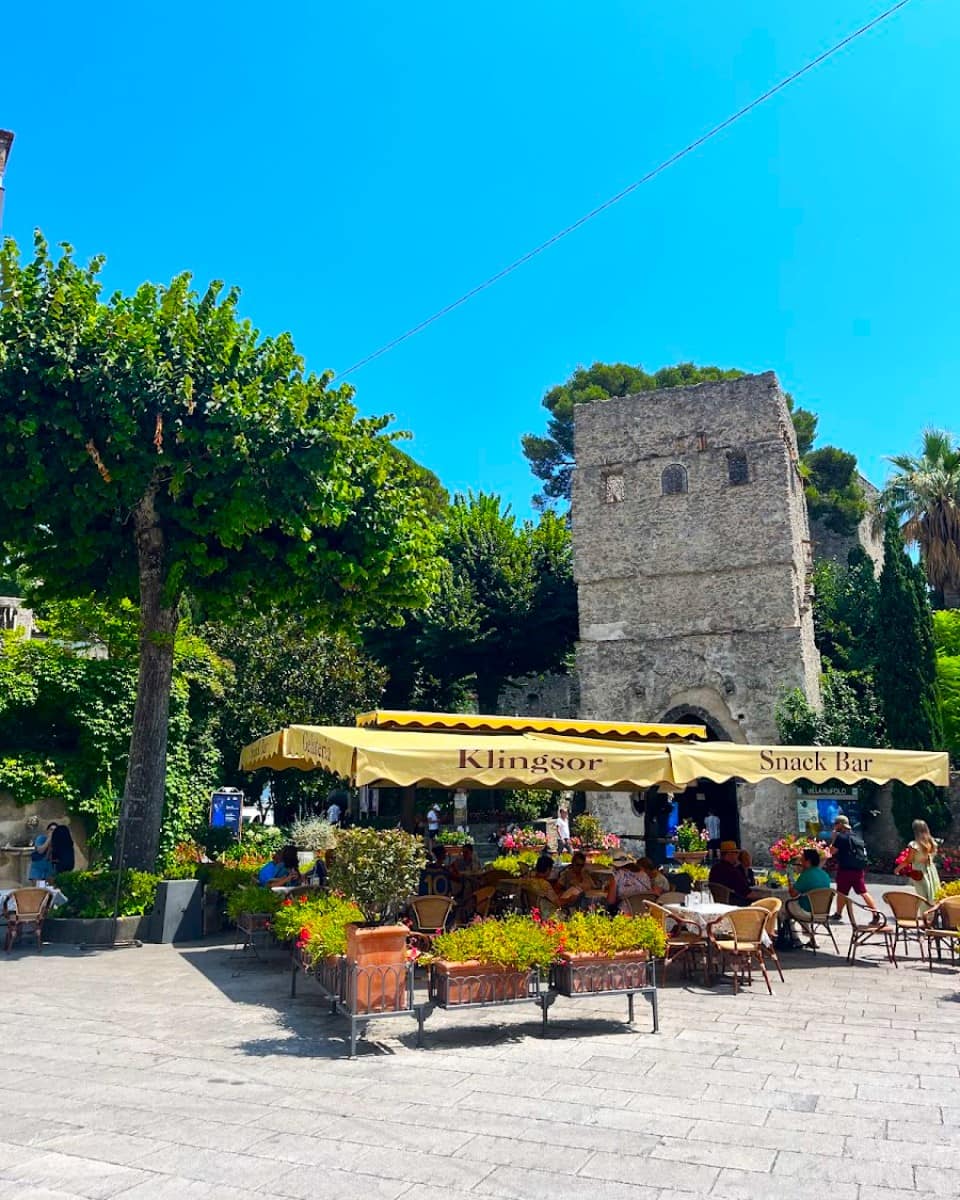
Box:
[553,951,650,995]
[432,959,536,1006]
[345,924,409,1014]
[673,851,708,865]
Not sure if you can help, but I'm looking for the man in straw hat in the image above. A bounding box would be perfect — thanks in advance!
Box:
[708,840,757,906]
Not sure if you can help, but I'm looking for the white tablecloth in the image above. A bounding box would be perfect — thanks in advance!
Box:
[666,901,772,945]
[0,885,67,914]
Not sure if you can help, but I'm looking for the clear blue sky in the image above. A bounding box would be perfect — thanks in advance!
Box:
[2,1,957,519]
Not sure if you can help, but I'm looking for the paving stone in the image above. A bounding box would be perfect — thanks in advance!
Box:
[476,1162,661,1199]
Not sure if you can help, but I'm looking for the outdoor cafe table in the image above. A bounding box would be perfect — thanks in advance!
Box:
[665,899,772,982]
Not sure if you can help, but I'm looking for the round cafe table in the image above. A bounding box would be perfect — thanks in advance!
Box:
[0,883,68,914]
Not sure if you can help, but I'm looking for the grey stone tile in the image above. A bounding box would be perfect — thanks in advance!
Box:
[712,1169,857,1200]
[455,1132,598,1171]
[0,1149,152,1200]
[132,1143,292,1191]
[773,1149,908,1187]
[580,1151,720,1192]
[476,1163,660,1199]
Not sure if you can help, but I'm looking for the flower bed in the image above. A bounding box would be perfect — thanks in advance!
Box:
[769,835,830,869]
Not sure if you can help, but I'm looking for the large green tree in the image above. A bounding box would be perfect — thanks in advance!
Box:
[204,611,387,820]
[0,236,438,868]
[884,428,960,608]
[366,494,578,714]
[875,512,948,836]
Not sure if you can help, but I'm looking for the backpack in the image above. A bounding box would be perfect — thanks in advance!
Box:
[846,833,868,869]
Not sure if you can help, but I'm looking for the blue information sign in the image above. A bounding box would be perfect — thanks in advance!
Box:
[210,790,243,833]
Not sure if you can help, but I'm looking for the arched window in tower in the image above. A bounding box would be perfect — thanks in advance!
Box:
[727,450,749,486]
[661,464,687,495]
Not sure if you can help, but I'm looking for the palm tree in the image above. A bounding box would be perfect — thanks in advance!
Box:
[884,429,960,608]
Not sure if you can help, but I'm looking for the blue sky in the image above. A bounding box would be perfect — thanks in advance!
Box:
[2,1,957,519]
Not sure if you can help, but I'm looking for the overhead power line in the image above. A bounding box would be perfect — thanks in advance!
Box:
[336,0,913,380]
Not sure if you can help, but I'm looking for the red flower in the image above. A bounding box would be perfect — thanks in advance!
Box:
[531,908,541,923]
[298,895,308,905]
[282,897,293,907]
[299,927,311,942]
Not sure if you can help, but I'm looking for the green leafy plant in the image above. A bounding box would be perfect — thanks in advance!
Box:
[55,869,160,919]
[225,884,283,923]
[672,862,710,883]
[502,788,556,824]
[675,820,707,852]
[572,814,605,849]
[435,830,470,846]
[286,817,337,852]
[327,827,427,924]
[559,912,667,958]
[488,855,523,876]
[273,892,363,961]
[430,914,561,971]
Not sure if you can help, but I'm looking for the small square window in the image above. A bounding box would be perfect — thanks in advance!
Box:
[727,451,749,486]
[603,471,625,503]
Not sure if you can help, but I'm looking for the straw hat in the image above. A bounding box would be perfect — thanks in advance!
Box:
[719,840,741,853]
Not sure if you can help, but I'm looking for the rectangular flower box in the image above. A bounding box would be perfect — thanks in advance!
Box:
[552,951,651,996]
[430,960,539,1006]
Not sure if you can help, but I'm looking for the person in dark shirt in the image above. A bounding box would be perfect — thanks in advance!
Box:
[830,815,881,922]
[47,822,75,874]
[708,842,755,905]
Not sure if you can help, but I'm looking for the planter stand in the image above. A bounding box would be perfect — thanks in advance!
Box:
[290,953,659,1055]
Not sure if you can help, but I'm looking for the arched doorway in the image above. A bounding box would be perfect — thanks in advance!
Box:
[631,707,741,864]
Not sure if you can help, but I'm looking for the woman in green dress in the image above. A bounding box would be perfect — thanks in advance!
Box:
[908,819,941,904]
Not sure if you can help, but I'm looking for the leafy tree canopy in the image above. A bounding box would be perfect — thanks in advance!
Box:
[884,428,960,607]
[0,234,439,869]
[803,447,868,535]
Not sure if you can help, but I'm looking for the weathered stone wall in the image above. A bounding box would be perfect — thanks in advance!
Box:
[498,672,579,719]
[0,793,89,886]
[571,372,822,853]
[808,476,883,574]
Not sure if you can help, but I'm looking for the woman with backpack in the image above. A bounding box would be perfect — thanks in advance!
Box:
[830,814,882,924]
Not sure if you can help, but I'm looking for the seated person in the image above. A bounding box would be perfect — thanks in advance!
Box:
[739,850,757,890]
[257,845,300,888]
[311,851,328,887]
[635,857,669,894]
[606,859,657,911]
[450,843,481,877]
[526,854,583,911]
[557,851,602,909]
[418,845,453,896]
[785,848,833,937]
[708,842,755,905]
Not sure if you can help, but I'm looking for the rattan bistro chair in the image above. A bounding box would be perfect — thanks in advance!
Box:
[923,896,960,970]
[785,888,840,954]
[4,888,52,953]
[708,906,772,995]
[750,897,785,983]
[644,900,710,986]
[841,894,892,965]
[406,895,455,951]
[882,890,932,963]
[708,882,733,905]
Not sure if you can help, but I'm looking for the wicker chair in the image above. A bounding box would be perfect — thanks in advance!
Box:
[406,895,455,951]
[472,886,496,919]
[708,906,772,995]
[922,896,960,970]
[842,894,892,965]
[750,897,785,983]
[658,891,687,907]
[519,884,560,920]
[882,890,932,963]
[644,900,710,986]
[4,888,52,953]
[785,887,840,954]
[708,882,733,905]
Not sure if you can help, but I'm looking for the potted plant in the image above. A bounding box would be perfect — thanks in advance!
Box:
[287,816,337,873]
[769,834,829,870]
[274,892,363,995]
[673,820,708,863]
[552,911,666,994]
[428,914,560,1005]
[327,827,426,1012]
[571,815,621,861]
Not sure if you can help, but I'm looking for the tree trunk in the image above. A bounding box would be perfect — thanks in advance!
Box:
[944,584,960,610]
[115,491,180,871]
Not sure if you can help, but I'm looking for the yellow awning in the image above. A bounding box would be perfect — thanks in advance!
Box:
[355,709,707,741]
[239,725,675,790]
[668,741,950,788]
[241,722,950,790]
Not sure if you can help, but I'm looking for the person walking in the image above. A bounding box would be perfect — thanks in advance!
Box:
[830,815,881,923]
[426,803,441,847]
[555,807,572,853]
[905,818,941,905]
[704,810,722,862]
[325,791,345,827]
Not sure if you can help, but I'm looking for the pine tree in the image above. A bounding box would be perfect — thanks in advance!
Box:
[875,511,948,836]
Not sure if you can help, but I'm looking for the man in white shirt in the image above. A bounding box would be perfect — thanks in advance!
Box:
[555,807,572,853]
[326,795,343,826]
[426,804,440,846]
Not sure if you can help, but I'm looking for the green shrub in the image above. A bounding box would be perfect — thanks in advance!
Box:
[225,884,282,922]
[286,817,337,852]
[560,911,667,958]
[56,869,160,919]
[435,830,470,846]
[431,914,561,971]
[327,827,427,924]
[273,892,363,961]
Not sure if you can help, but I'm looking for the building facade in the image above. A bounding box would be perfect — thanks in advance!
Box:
[571,372,822,854]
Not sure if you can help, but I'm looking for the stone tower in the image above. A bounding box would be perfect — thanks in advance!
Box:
[571,371,821,851]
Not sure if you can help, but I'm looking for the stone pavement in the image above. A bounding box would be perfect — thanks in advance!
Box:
[3,909,960,1200]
